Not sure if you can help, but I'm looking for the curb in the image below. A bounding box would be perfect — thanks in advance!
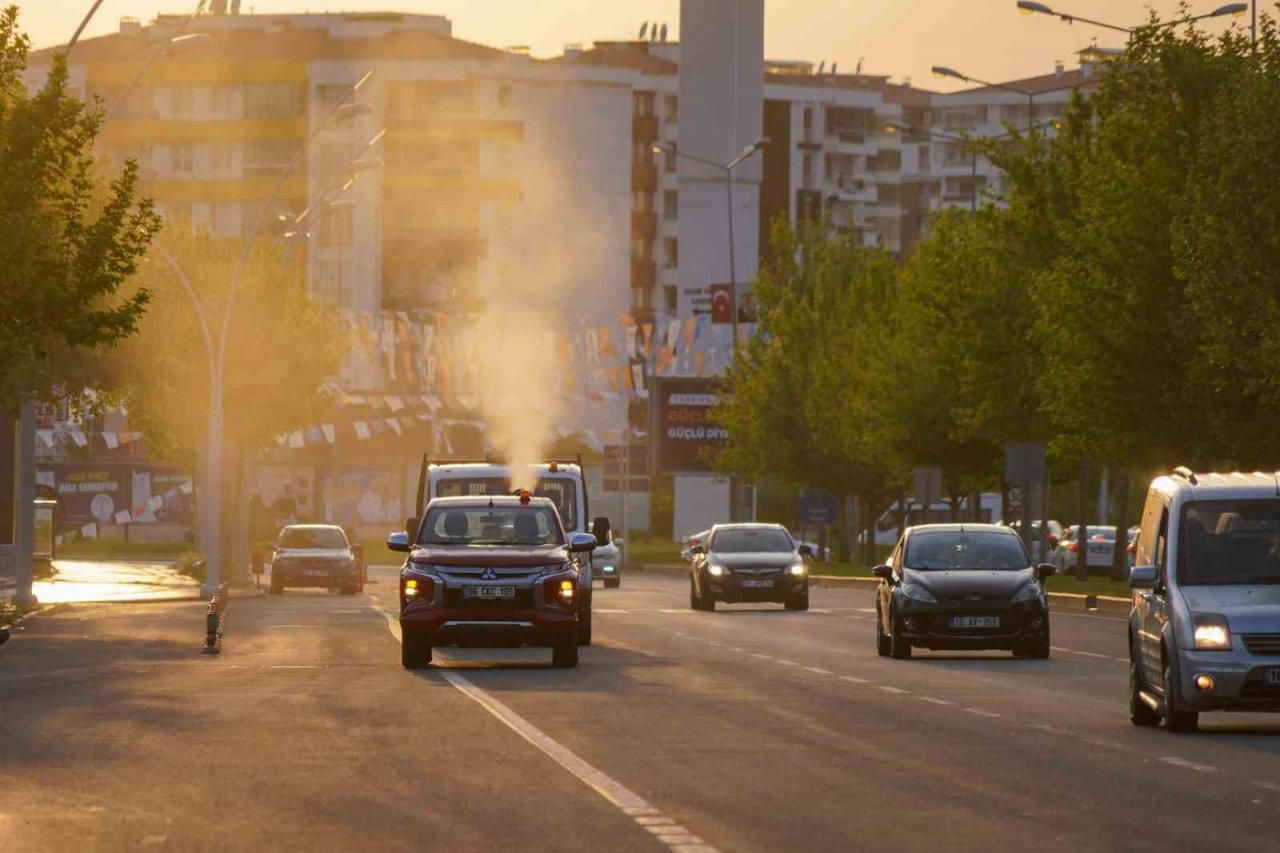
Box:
[641,565,1131,615]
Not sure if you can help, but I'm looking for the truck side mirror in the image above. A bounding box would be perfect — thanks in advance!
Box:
[592,516,612,547]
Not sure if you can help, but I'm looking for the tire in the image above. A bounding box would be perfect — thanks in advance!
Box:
[890,611,912,659]
[552,637,579,668]
[876,608,891,657]
[703,594,716,612]
[1129,653,1160,727]
[341,583,358,596]
[1016,629,1051,660]
[1163,658,1199,733]
[578,609,594,646]
[269,578,284,595]
[785,597,808,612]
[401,630,432,669]
[604,578,621,589]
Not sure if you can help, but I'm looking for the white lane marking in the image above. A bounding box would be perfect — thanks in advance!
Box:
[804,667,832,675]
[267,665,323,670]
[1160,756,1217,773]
[877,686,908,695]
[775,659,799,666]
[1254,781,1280,793]
[838,675,870,684]
[728,647,744,653]
[750,653,774,660]
[1076,651,1109,659]
[377,608,718,852]
[810,609,832,614]
[1050,646,1071,652]
[660,609,688,614]
[855,608,876,614]
[595,609,632,614]
[919,697,955,706]
[964,708,1001,718]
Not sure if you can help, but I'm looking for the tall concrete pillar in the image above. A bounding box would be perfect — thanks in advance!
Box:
[676,0,765,324]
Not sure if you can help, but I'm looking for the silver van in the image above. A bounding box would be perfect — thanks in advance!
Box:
[1128,468,1280,732]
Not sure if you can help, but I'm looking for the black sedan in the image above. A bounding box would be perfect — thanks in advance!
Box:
[873,524,1053,659]
[690,523,811,612]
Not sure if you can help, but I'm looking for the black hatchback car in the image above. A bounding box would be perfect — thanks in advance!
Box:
[873,524,1054,659]
[690,523,811,611]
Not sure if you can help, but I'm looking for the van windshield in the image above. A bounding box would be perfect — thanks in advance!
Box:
[1180,500,1280,585]
[435,477,578,531]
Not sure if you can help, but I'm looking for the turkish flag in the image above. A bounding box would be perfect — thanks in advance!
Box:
[710,283,734,325]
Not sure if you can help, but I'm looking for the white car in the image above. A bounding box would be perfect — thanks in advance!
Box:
[593,531,623,588]
[1052,525,1119,573]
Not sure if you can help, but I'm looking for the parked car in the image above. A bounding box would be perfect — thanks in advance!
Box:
[689,523,811,612]
[388,493,594,669]
[1129,467,1280,732]
[1050,525,1119,574]
[874,524,1053,659]
[1005,519,1064,563]
[270,524,362,595]
[864,493,1005,547]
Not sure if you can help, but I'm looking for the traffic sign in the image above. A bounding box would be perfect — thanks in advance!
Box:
[912,467,943,509]
[798,490,839,526]
[1004,442,1046,485]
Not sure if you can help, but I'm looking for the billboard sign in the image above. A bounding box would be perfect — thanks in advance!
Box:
[650,377,730,474]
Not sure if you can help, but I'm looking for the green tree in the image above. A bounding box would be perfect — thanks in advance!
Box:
[0,6,160,408]
[98,226,343,468]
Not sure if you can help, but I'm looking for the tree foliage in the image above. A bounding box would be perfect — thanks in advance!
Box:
[98,227,343,465]
[0,6,160,409]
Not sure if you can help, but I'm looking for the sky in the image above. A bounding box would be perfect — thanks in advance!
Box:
[19,1,1256,90]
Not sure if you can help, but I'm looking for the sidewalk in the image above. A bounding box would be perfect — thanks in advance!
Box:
[32,559,202,604]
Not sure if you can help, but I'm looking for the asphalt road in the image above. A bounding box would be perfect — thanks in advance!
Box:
[3,567,1280,852]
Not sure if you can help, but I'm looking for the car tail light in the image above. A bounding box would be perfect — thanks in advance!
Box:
[542,574,576,608]
[1067,541,1078,552]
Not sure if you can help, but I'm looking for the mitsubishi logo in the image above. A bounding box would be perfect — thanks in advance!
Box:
[481,568,498,580]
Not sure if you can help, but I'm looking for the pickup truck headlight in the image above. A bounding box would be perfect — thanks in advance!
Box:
[1192,613,1231,650]
[1012,584,1043,603]
[901,583,937,603]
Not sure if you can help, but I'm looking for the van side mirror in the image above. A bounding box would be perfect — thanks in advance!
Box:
[592,516,612,547]
[387,531,410,553]
[872,564,893,580]
[1129,565,1158,590]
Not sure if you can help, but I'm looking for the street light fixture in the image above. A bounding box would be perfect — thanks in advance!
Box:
[1016,1,1248,34]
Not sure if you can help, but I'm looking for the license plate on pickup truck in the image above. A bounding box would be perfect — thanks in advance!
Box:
[305,569,329,577]
[463,586,516,600]
[1264,667,1280,687]
[741,579,774,589]
[951,616,1000,629]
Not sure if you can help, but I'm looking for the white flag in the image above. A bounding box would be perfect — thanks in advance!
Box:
[179,480,194,495]
[354,421,370,440]
[321,424,336,444]
[81,523,98,539]
[36,429,54,447]
[385,396,405,412]
[114,510,132,525]
[70,429,88,447]
[385,418,402,436]
[103,432,119,449]
[147,495,164,512]
[288,431,304,448]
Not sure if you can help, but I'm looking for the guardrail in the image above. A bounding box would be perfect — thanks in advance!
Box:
[202,581,229,655]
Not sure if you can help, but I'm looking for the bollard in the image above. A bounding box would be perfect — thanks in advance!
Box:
[201,582,229,655]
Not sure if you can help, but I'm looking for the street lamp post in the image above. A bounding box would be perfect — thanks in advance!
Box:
[200,74,375,596]
[650,138,768,363]
[1015,1,1248,34]
[932,65,1082,134]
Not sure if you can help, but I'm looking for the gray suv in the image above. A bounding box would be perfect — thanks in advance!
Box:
[1128,468,1280,732]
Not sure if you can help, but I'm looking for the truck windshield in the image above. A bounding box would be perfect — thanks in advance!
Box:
[1180,500,1280,585]
[435,477,578,531]
[418,506,565,547]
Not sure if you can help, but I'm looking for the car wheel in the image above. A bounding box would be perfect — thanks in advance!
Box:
[605,578,621,589]
[1163,657,1199,733]
[578,609,593,646]
[890,610,912,660]
[1129,653,1160,727]
[785,597,808,611]
[401,630,432,669]
[269,578,284,595]
[552,637,579,668]
[341,583,358,595]
[876,607,891,657]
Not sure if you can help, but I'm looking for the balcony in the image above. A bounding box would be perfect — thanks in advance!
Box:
[631,209,657,240]
[631,256,656,289]
[631,161,658,192]
[826,176,876,203]
[632,114,659,143]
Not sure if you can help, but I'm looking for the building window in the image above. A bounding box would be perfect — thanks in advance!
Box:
[802,153,814,188]
[664,94,678,124]
[171,143,194,175]
[663,285,677,314]
[633,91,654,117]
[918,144,930,172]
[211,85,236,117]
[663,237,678,269]
[211,202,241,237]
[803,105,813,132]
[664,142,677,174]
[318,205,353,248]
[662,190,678,221]
[210,143,234,175]
[497,85,512,109]
[245,83,302,119]
[170,86,195,117]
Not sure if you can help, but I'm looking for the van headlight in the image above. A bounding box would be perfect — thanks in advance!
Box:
[1192,613,1231,650]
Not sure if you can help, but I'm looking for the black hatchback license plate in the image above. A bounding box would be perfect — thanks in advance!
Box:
[463,586,516,600]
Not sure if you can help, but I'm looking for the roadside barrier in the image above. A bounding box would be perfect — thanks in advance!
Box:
[202,582,229,655]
